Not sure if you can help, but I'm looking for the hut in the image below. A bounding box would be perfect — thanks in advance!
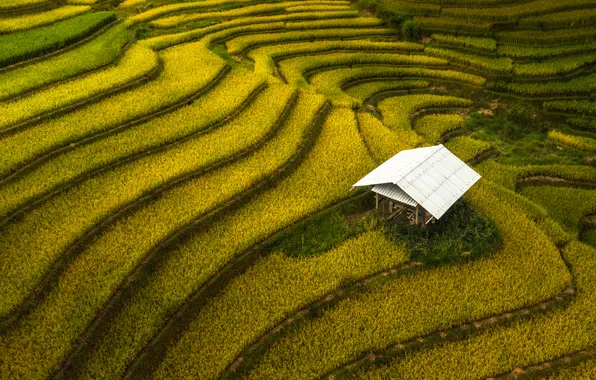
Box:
[353,144,481,226]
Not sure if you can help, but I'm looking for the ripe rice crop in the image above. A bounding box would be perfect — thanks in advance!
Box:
[127,0,333,25]
[3,1,596,378]
[0,24,130,101]
[150,1,352,28]
[358,112,423,162]
[475,161,596,190]
[278,52,448,87]
[127,0,252,25]
[118,0,146,8]
[513,52,596,77]
[310,66,481,107]
[544,100,596,116]
[0,84,293,320]
[0,85,296,379]
[0,41,226,179]
[142,11,363,50]
[249,40,424,77]
[444,135,492,162]
[442,0,596,22]
[520,185,596,235]
[0,70,263,221]
[412,0,525,4]
[0,44,159,132]
[568,118,596,131]
[285,4,351,12]
[358,240,595,380]
[0,5,90,33]
[282,16,385,29]
[380,1,441,16]
[74,105,375,379]
[431,33,497,52]
[414,113,465,143]
[345,80,429,103]
[497,41,596,59]
[311,67,485,100]
[498,25,596,46]
[489,72,596,97]
[425,47,513,74]
[378,94,472,131]
[518,7,596,29]
[548,358,596,379]
[483,181,572,246]
[548,130,596,151]
[414,16,493,34]
[0,11,116,68]
[155,231,409,379]
[67,0,101,4]
[0,0,47,10]
[226,25,395,55]
[247,183,571,379]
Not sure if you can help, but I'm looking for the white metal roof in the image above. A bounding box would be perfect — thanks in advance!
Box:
[354,144,481,219]
[372,183,417,207]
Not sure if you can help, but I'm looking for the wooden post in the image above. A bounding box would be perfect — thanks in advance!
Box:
[389,201,393,213]
[415,204,419,225]
[375,193,379,209]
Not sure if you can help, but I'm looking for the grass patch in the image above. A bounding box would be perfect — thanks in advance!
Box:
[264,194,374,258]
[463,108,587,166]
[385,198,501,266]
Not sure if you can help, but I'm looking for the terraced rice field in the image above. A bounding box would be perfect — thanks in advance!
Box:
[0,0,596,379]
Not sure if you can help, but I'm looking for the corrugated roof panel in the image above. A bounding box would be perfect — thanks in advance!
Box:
[354,144,481,220]
[372,183,418,207]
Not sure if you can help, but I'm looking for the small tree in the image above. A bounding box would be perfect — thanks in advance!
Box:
[401,19,420,41]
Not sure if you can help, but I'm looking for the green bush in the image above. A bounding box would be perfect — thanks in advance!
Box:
[386,199,502,265]
[383,10,410,24]
[402,19,420,41]
[507,103,546,133]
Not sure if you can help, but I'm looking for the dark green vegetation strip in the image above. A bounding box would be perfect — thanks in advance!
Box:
[0,11,116,69]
